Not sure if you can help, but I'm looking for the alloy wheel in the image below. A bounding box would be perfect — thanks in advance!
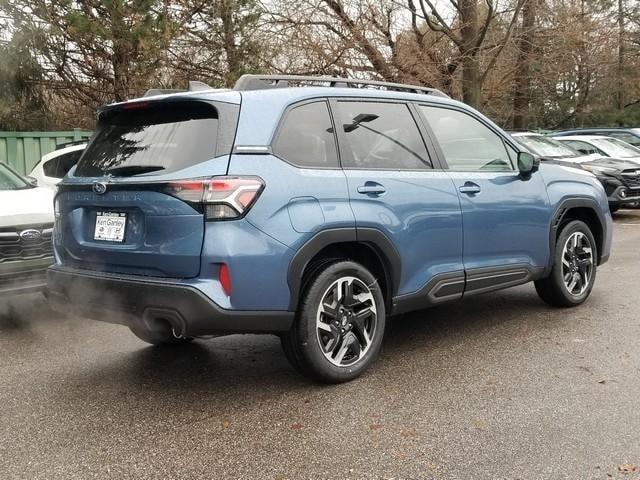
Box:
[561,231,594,296]
[316,276,377,367]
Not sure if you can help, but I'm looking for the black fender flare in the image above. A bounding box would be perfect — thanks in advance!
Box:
[287,227,401,311]
[547,197,607,273]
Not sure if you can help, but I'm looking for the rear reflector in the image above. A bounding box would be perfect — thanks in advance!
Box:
[219,263,231,296]
[165,176,264,220]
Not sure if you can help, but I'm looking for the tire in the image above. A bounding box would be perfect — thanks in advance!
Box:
[129,319,193,346]
[281,260,386,383]
[535,220,598,308]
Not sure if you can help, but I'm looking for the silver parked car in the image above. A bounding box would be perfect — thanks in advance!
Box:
[0,162,55,296]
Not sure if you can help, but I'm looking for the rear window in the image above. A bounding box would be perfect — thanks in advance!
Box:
[75,100,237,177]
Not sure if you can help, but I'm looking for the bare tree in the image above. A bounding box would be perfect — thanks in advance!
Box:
[405,0,525,107]
[512,0,537,129]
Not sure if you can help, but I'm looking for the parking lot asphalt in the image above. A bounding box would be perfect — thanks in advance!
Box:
[1,211,640,480]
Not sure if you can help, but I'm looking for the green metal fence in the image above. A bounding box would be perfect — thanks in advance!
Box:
[0,129,93,176]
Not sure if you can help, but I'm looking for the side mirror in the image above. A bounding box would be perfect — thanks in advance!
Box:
[518,152,539,179]
[25,176,38,186]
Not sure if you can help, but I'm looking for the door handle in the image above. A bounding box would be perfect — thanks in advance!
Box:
[458,182,481,195]
[357,182,386,195]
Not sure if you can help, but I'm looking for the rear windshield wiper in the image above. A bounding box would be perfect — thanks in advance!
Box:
[104,165,166,176]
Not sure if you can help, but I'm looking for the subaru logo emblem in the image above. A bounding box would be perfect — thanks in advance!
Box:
[93,182,107,195]
[19,229,42,242]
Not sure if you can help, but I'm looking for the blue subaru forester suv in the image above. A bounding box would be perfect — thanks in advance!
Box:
[48,75,612,383]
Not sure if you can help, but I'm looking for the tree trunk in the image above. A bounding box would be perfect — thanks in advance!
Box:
[110,5,129,102]
[462,54,481,107]
[459,0,481,108]
[617,0,625,122]
[220,0,240,87]
[513,0,536,129]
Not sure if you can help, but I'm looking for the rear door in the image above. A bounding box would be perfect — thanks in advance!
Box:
[54,97,239,278]
[332,99,464,306]
[417,104,551,292]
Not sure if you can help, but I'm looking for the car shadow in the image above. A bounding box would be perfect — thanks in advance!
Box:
[51,285,562,414]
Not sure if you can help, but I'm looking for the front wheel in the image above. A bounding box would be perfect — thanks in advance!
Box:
[281,260,386,383]
[535,220,597,307]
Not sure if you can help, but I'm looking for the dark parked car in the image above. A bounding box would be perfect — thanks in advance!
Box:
[554,128,640,148]
[512,132,640,211]
[48,75,612,383]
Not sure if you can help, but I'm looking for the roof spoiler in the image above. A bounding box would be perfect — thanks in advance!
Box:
[143,81,213,98]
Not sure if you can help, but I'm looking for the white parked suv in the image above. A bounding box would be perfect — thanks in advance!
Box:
[30,142,86,188]
[0,162,55,296]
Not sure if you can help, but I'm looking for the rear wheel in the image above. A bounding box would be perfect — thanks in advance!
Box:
[535,220,597,307]
[282,260,385,383]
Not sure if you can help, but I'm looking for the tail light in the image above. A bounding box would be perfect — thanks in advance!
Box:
[165,176,264,220]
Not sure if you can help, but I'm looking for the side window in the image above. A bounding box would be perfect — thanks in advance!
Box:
[606,132,640,147]
[43,150,83,178]
[273,101,338,168]
[565,140,599,155]
[335,101,432,170]
[420,106,514,171]
[42,158,60,178]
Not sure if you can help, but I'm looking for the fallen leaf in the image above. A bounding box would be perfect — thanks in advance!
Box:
[400,428,417,438]
[597,379,606,384]
[221,420,231,429]
[618,464,637,473]
[291,423,303,431]
[474,419,488,429]
[369,424,383,430]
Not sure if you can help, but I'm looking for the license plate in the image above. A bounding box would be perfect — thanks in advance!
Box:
[94,212,127,242]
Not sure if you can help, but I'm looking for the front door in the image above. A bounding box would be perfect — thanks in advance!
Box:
[417,104,551,295]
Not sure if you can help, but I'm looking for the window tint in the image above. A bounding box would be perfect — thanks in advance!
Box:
[273,101,338,168]
[335,101,431,169]
[562,140,600,156]
[75,101,235,177]
[420,106,513,171]
[43,150,83,178]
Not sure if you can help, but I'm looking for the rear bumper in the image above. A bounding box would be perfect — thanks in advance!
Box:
[46,266,294,336]
[0,257,53,296]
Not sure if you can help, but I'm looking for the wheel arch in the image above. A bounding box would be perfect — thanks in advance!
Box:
[287,228,401,311]
[549,198,606,270]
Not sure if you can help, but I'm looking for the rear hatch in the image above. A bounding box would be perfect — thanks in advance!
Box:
[55,95,240,278]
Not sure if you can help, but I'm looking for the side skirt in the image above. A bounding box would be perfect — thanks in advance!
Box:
[391,264,545,316]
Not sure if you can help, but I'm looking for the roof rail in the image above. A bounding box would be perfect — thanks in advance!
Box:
[233,74,449,98]
[143,80,214,98]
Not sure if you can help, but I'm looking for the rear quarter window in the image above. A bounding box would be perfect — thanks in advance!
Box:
[272,101,339,168]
